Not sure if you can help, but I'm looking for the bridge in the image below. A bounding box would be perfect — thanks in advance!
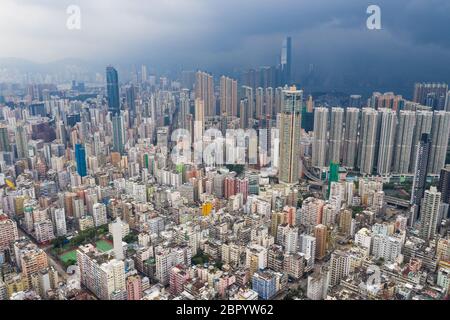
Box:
[384,195,410,208]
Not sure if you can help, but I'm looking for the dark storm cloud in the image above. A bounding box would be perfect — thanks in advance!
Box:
[0,0,449,95]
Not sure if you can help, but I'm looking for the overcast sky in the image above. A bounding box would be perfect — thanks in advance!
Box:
[1,0,449,95]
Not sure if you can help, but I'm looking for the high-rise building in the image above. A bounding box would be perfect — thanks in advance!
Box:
[419,187,441,241]
[438,165,450,204]
[126,275,143,300]
[393,110,416,174]
[0,125,9,152]
[328,107,344,165]
[358,108,378,175]
[428,111,450,174]
[278,86,302,183]
[75,143,87,177]
[413,83,448,110]
[410,110,433,172]
[342,108,359,169]
[77,244,126,300]
[329,250,350,287]
[376,108,397,175]
[411,133,431,206]
[220,76,238,117]
[0,214,19,250]
[280,36,292,85]
[112,217,124,260]
[312,107,328,168]
[195,71,215,116]
[52,208,67,237]
[307,268,329,300]
[106,66,120,116]
[15,124,28,159]
[194,98,205,143]
[92,203,108,227]
[314,224,327,260]
[112,114,125,155]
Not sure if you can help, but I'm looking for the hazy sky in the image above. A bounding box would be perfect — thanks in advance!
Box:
[1,0,450,95]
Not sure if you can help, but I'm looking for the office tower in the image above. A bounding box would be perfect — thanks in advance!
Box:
[195,71,215,116]
[220,76,238,117]
[428,111,450,174]
[77,245,126,300]
[111,217,124,260]
[92,203,108,227]
[75,143,87,177]
[0,214,18,250]
[312,107,328,168]
[112,114,125,155]
[342,108,359,168]
[239,99,249,129]
[393,110,416,174]
[358,108,378,175]
[438,165,450,204]
[329,250,350,287]
[314,224,327,260]
[255,87,264,119]
[52,208,67,237]
[328,107,344,165]
[0,125,9,152]
[126,84,136,124]
[280,36,292,85]
[413,83,448,109]
[419,187,441,241]
[376,108,397,175]
[15,124,28,159]
[410,110,433,172]
[278,86,302,183]
[106,66,120,116]
[349,95,362,108]
[411,133,431,206]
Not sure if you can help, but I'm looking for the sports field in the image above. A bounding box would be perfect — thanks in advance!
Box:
[58,239,113,265]
[96,239,113,252]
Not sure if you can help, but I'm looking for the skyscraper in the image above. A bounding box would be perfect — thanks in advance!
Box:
[376,108,397,175]
[314,224,328,260]
[15,124,28,159]
[312,107,328,168]
[342,108,359,169]
[329,250,350,287]
[428,111,450,174]
[195,71,215,116]
[0,125,9,152]
[438,165,450,204]
[411,133,431,207]
[410,110,433,172]
[280,36,292,85]
[112,217,124,260]
[75,143,87,177]
[413,83,448,110]
[219,76,238,117]
[106,66,120,116]
[419,187,441,241]
[328,107,344,165]
[112,115,125,155]
[358,108,378,175]
[393,110,416,174]
[278,86,302,184]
